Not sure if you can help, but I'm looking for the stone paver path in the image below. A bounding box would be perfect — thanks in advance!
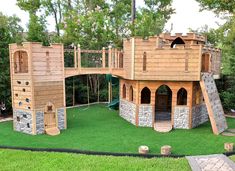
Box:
[0,117,13,123]
[186,154,235,171]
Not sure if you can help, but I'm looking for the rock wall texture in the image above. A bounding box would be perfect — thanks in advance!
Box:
[192,103,209,128]
[201,73,227,133]
[138,105,153,127]
[13,109,33,134]
[36,111,44,134]
[58,108,66,130]
[119,99,136,125]
[173,106,190,129]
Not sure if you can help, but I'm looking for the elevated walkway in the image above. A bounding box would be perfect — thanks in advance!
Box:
[200,73,228,135]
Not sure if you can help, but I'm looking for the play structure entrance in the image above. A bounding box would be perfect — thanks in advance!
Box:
[155,85,172,121]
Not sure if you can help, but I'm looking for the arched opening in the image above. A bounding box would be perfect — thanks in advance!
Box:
[171,37,185,48]
[177,88,187,105]
[143,52,147,71]
[141,87,151,104]
[129,86,133,102]
[122,84,126,99]
[13,51,29,73]
[201,53,210,72]
[155,85,172,121]
[44,102,56,129]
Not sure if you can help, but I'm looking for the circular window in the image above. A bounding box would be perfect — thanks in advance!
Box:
[26,98,30,103]
[25,82,29,85]
[17,81,21,84]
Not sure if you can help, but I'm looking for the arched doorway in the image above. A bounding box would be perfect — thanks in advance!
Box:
[171,37,185,48]
[155,85,172,121]
[201,53,210,72]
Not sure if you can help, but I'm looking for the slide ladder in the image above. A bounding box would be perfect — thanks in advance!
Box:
[200,73,228,135]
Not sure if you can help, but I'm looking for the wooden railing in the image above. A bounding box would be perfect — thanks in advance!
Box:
[64,45,124,78]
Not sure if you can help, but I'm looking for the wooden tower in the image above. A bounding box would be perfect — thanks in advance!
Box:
[9,43,66,135]
[118,33,227,134]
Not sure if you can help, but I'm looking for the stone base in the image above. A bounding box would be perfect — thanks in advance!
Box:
[173,106,189,129]
[138,105,153,127]
[119,99,136,125]
[192,103,209,128]
[13,109,33,135]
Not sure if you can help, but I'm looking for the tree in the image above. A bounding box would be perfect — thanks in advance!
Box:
[0,13,23,111]
[17,0,49,44]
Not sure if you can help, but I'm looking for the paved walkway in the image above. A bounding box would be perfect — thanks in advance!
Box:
[0,117,13,123]
[186,154,235,171]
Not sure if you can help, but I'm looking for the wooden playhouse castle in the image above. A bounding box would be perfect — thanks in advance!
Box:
[9,33,227,135]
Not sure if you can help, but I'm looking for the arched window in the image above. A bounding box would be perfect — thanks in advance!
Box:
[14,51,28,73]
[201,53,210,72]
[171,37,185,48]
[143,52,147,71]
[177,88,187,105]
[122,84,126,99]
[129,86,133,102]
[141,87,151,104]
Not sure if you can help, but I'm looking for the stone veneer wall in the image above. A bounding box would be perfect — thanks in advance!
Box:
[192,103,209,128]
[14,109,33,134]
[173,106,190,129]
[36,111,44,134]
[138,105,153,127]
[58,108,66,130]
[119,99,136,125]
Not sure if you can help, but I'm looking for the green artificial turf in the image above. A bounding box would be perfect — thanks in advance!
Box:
[0,149,190,171]
[0,104,234,155]
[230,155,235,162]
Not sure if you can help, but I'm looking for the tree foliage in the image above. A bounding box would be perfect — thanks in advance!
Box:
[0,13,23,111]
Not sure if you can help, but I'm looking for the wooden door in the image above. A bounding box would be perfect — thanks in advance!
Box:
[44,111,56,129]
[202,54,210,72]
[156,95,168,111]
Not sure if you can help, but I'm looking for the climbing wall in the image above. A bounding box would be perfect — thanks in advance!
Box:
[200,73,228,134]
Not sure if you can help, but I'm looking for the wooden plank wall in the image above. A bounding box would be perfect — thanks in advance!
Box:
[31,43,65,109]
[133,38,201,81]
[123,39,133,79]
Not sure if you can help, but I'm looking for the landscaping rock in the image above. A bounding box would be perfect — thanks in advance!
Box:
[138,145,149,154]
[161,145,171,155]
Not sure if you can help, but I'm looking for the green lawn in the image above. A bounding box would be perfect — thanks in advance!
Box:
[0,104,234,155]
[0,149,190,171]
[230,155,235,162]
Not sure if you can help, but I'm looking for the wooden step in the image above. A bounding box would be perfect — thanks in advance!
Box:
[154,121,172,133]
[45,127,60,136]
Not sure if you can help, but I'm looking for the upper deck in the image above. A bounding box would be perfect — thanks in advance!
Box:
[65,33,221,81]
[9,32,222,82]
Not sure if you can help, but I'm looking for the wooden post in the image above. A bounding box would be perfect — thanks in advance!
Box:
[72,77,75,106]
[74,45,77,68]
[77,44,81,72]
[115,49,118,68]
[87,75,90,105]
[108,45,112,71]
[108,80,111,103]
[102,47,106,68]
[97,75,100,103]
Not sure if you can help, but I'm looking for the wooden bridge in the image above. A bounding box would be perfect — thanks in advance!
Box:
[64,46,126,78]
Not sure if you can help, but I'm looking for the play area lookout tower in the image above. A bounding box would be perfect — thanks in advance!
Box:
[9,33,228,135]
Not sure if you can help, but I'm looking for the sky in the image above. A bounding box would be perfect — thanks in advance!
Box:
[0,0,225,34]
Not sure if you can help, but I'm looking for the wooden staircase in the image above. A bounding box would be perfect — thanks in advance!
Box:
[200,73,228,135]
[154,121,172,133]
[45,127,60,136]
